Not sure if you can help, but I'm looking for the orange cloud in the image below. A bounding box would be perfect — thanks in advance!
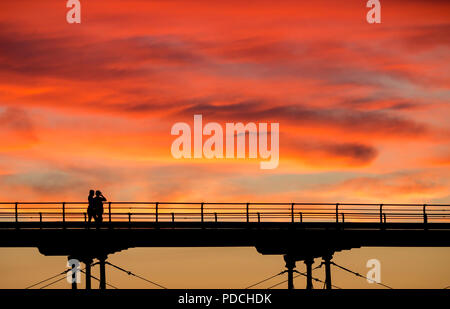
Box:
[0,0,448,203]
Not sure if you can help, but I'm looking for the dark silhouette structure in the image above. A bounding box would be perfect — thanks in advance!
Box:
[87,190,95,224]
[1,202,449,289]
[93,191,107,224]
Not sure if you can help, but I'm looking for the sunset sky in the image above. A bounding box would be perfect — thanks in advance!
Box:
[0,0,449,289]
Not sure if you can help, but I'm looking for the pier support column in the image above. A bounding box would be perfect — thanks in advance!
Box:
[99,256,106,289]
[84,259,92,290]
[284,255,296,290]
[323,254,333,290]
[304,258,314,290]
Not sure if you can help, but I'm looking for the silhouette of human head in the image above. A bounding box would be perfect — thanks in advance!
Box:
[89,190,95,196]
[95,190,102,196]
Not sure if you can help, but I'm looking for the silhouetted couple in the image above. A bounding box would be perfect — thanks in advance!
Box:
[88,190,107,227]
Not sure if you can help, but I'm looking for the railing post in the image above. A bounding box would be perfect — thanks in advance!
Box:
[128,213,131,224]
[291,203,294,223]
[336,203,339,223]
[246,203,249,223]
[155,202,159,223]
[423,204,428,225]
[383,213,387,224]
[214,212,218,223]
[201,203,204,223]
[62,202,66,227]
[108,202,112,223]
[39,212,42,229]
[15,202,18,225]
[172,212,175,223]
[257,212,261,223]
[379,204,383,224]
[299,212,303,223]
[341,213,344,223]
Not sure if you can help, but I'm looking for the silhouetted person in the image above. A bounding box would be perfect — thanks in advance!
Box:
[93,190,107,226]
[87,190,96,225]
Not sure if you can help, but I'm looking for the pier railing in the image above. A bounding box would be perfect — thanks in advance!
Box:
[0,202,449,224]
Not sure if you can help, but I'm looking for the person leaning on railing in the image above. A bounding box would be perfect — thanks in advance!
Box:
[87,190,96,225]
[93,190,107,226]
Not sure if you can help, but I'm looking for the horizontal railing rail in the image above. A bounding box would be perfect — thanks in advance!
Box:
[0,202,449,226]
